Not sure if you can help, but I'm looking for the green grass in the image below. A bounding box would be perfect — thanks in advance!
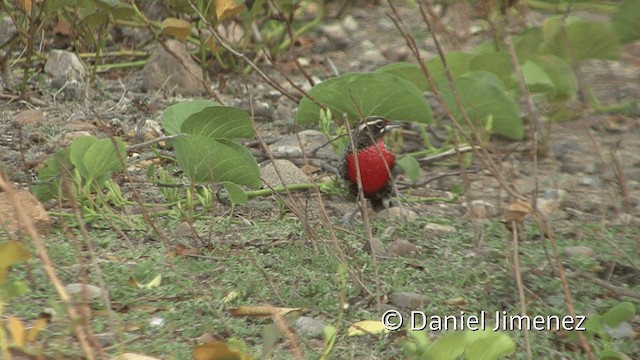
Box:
[3,211,639,359]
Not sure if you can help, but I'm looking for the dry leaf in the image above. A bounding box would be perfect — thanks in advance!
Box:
[12,109,44,127]
[174,244,200,257]
[300,164,320,174]
[21,0,31,12]
[215,0,246,22]
[26,316,50,343]
[128,274,162,289]
[444,296,467,306]
[161,18,191,41]
[228,306,306,319]
[347,320,388,336]
[192,341,243,360]
[8,317,26,348]
[503,199,532,224]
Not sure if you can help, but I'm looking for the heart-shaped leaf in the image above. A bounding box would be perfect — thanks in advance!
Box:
[612,0,640,43]
[440,71,523,140]
[161,100,220,135]
[181,106,253,139]
[296,72,432,125]
[174,136,260,188]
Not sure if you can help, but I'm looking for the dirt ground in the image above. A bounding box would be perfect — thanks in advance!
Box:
[0,1,639,358]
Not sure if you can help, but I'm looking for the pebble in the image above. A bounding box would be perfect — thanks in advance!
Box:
[294,316,326,337]
[45,49,86,81]
[389,292,429,309]
[423,223,455,238]
[141,39,205,95]
[0,190,51,235]
[387,239,417,258]
[260,160,309,187]
[563,246,595,258]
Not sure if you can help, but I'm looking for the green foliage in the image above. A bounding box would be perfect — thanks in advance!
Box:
[397,156,421,183]
[571,301,636,359]
[161,100,221,135]
[542,16,621,61]
[161,103,260,190]
[296,72,433,126]
[440,71,523,140]
[33,136,126,202]
[612,0,640,43]
[403,329,515,360]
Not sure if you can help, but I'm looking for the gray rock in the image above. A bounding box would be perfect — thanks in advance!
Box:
[342,15,359,32]
[423,223,455,238]
[363,49,386,64]
[578,176,600,187]
[563,246,595,258]
[381,207,418,222]
[260,159,309,187]
[268,130,333,159]
[294,316,326,337]
[318,23,348,50]
[387,239,417,258]
[537,189,568,217]
[389,292,429,309]
[466,200,497,219]
[0,16,17,45]
[142,39,205,95]
[362,237,386,258]
[65,283,103,300]
[45,50,86,81]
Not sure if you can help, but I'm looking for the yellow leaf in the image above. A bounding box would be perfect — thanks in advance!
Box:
[192,341,243,360]
[0,241,32,269]
[161,18,191,41]
[228,306,306,319]
[8,316,26,348]
[215,0,246,22]
[22,0,31,12]
[348,320,389,336]
[222,291,240,304]
[128,274,162,289]
[26,316,49,343]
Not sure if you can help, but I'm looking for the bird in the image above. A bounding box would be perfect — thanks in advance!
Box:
[339,116,402,211]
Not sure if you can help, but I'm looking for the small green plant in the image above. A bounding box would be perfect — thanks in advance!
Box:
[33,135,127,210]
[403,328,515,360]
[572,301,637,359]
[160,100,261,207]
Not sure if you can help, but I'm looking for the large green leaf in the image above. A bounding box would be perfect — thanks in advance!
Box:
[424,331,467,360]
[425,51,474,91]
[440,71,524,140]
[181,106,253,139]
[376,62,429,91]
[161,100,220,135]
[296,72,432,125]
[469,52,517,90]
[602,302,636,328]
[82,137,126,184]
[33,148,71,201]
[542,16,621,61]
[174,136,260,188]
[69,135,125,189]
[612,0,640,43]
[525,54,576,100]
[465,331,516,360]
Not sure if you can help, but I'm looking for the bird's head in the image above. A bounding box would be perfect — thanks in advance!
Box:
[353,116,402,150]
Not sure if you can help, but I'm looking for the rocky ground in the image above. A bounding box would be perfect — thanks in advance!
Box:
[1,1,639,358]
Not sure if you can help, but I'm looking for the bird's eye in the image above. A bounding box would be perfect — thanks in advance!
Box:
[375,122,384,129]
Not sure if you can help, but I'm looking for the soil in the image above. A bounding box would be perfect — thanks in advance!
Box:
[0,1,639,357]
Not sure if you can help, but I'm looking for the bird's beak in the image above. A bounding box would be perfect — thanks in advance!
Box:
[383,122,403,133]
